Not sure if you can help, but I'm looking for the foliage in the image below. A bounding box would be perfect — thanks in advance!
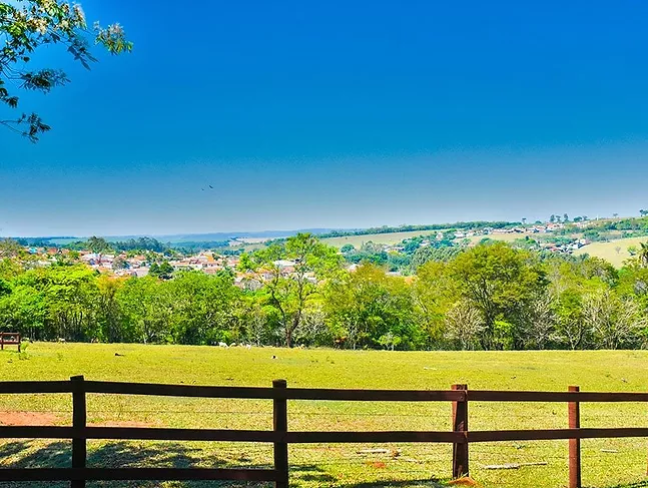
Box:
[0,0,131,141]
[2,236,648,352]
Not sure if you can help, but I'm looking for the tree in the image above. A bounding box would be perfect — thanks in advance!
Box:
[444,300,485,350]
[613,213,619,219]
[521,217,527,226]
[255,234,340,347]
[582,290,645,349]
[519,291,557,350]
[117,277,172,344]
[168,271,242,345]
[554,288,588,350]
[412,260,457,348]
[1,0,131,141]
[324,263,416,350]
[0,238,23,259]
[449,242,548,349]
[641,209,648,217]
[639,242,648,269]
[549,215,556,224]
[150,260,174,280]
[563,214,569,223]
[96,275,126,342]
[86,236,111,254]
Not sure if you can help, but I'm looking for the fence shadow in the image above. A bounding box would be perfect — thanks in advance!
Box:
[0,440,447,488]
[337,481,446,488]
[0,440,274,487]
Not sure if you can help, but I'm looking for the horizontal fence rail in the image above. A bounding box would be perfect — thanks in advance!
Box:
[0,378,647,487]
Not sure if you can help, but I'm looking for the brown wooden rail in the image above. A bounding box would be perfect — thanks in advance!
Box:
[0,378,647,487]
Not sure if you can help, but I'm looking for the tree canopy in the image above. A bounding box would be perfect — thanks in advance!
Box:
[0,0,131,141]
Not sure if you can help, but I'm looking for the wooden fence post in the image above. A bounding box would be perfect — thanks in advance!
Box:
[273,379,289,488]
[71,375,86,488]
[451,384,469,479]
[568,385,581,488]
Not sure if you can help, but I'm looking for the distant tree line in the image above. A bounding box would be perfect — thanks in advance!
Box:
[2,235,648,351]
[317,221,519,240]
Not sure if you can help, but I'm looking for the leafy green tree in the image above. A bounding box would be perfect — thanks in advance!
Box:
[554,288,588,350]
[0,282,46,338]
[1,0,131,141]
[168,271,242,345]
[117,277,172,343]
[86,236,111,254]
[411,261,457,348]
[254,234,340,347]
[150,260,174,280]
[324,263,416,350]
[95,275,126,342]
[448,242,548,349]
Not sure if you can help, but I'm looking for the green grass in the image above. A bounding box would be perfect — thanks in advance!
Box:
[322,231,440,248]
[464,233,539,245]
[573,237,648,268]
[1,344,648,487]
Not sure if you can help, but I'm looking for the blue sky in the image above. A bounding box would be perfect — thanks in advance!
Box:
[2,0,648,237]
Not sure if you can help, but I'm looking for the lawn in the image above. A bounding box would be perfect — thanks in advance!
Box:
[574,237,648,268]
[1,344,648,487]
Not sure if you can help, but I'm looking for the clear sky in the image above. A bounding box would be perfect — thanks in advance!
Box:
[2,0,648,237]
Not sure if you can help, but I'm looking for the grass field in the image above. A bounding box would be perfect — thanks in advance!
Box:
[1,344,648,487]
[464,233,540,246]
[574,237,648,268]
[322,231,440,248]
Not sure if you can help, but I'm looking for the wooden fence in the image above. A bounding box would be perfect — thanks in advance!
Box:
[0,377,648,487]
[0,332,20,352]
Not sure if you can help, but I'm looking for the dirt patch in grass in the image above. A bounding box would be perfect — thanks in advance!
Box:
[0,411,61,426]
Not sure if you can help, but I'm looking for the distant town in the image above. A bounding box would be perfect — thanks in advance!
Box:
[8,213,648,284]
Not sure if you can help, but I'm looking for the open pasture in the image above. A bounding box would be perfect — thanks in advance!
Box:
[1,344,648,487]
[574,237,648,268]
[322,231,440,248]
[463,232,541,246]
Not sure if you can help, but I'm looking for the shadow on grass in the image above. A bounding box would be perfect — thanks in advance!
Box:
[0,440,273,487]
[337,481,445,488]
[602,482,648,488]
[0,441,448,487]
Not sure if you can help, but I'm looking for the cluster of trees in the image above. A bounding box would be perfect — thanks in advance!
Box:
[2,235,648,351]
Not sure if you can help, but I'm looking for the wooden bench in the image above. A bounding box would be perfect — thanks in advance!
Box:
[0,333,21,352]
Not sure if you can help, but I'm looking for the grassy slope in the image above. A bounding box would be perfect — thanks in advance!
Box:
[464,233,540,245]
[321,231,542,249]
[1,344,647,487]
[322,231,440,248]
[574,237,648,268]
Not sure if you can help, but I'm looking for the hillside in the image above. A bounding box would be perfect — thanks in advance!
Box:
[574,237,648,267]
